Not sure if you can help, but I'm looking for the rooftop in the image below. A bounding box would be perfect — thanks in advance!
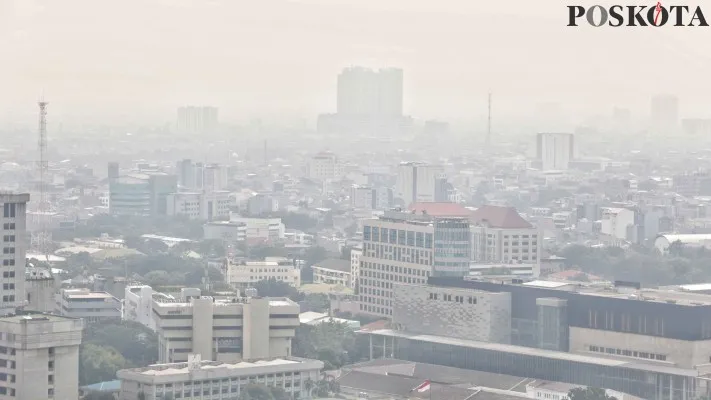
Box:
[312,258,351,273]
[363,329,697,377]
[124,357,321,378]
[0,313,78,324]
[409,202,472,217]
[470,206,533,229]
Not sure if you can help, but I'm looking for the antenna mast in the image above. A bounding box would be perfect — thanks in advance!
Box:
[36,99,51,263]
[486,92,492,145]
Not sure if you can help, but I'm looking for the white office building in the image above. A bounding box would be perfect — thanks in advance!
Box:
[0,194,29,315]
[229,216,285,242]
[307,152,342,182]
[117,355,323,400]
[0,313,83,400]
[153,295,300,363]
[167,191,231,221]
[395,162,444,207]
[56,288,121,321]
[599,207,635,241]
[536,133,575,171]
[226,260,301,289]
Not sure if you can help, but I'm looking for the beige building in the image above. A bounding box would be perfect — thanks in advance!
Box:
[117,356,323,400]
[25,266,56,313]
[0,194,29,316]
[0,313,83,400]
[470,205,540,265]
[311,259,352,287]
[153,295,299,363]
[226,260,301,289]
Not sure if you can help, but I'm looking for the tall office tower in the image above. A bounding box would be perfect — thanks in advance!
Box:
[107,162,119,182]
[0,194,29,315]
[176,159,196,188]
[536,133,575,171]
[176,106,219,135]
[203,163,228,193]
[359,209,471,318]
[650,94,679,134]
[395,162,445,207]
[337,67,403,117]
[0,314,83,399]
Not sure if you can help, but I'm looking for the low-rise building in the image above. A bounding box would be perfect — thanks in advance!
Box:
[311,258,352,288]
[226,260,301,289]
[167,191,231,220]
[0,313,83,400]
[153,295,300,363]
[117,356,323,400]
[56,288,121,321]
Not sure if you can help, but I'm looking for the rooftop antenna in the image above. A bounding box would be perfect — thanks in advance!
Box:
[486,92,492,146]
[34,96,52,266]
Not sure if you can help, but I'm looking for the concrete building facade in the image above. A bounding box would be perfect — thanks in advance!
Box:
[153,296,300,363]
[536,133,575,171]
[226,261,301,289]
[0,194,29,315]
[56,288,122,321]
[0,314,83,400]
[392,283,511,344]
[117,356,323,400]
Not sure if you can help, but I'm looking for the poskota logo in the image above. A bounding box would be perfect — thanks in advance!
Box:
[568,2,709,26]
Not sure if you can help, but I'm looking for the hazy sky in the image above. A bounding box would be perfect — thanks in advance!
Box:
[1,0,710,126]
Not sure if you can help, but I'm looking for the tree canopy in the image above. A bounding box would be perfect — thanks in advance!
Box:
[293,320,368,370]
[567,387,618,400]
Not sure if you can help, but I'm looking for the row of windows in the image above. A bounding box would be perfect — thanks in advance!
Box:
[363,226,434,249]
[588,345,667,361]
[359,302,392,316]
[1,248,14,255]
[2,260,14,266]
[1,224,15,230]
[2,236,14,243]
[1,296,15,303]
[1,272,14,278]
[428,293,477,304]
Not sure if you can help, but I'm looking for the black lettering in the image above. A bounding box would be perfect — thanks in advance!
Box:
[669,6,688,26]
[609,5,624,26]
[568,6,586,26]
[689,7,709,26]
[649,5,669,26]
[628,5,648,26]
[587,5,608,27]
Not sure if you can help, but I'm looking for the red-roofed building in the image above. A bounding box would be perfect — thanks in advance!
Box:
[470,205,540,265]
[409,202,472,218]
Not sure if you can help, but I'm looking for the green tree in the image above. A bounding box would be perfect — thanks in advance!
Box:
[79,344,129,385]
[568,387,618,400]
[302,293,330,313]
[83,321,158,369]
[253,278,301,299]
[293,320,365,369]
[239,384,275,400]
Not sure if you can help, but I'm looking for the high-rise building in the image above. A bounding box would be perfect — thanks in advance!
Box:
[0,194,29,315]
[536,133,575,171]
[359,208,471,318]
[395,163,445,207]
[469,205,540,265]
[177,106,219,135]
[650,94,679,133]
[107,162,119,182]
[337,67,403,117]
[0,313,83,400]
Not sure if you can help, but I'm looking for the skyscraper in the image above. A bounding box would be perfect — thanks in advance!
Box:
[0,193,29,315]
[176,106,219,135]
[336,67,403,117]
[536,133,575,171]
